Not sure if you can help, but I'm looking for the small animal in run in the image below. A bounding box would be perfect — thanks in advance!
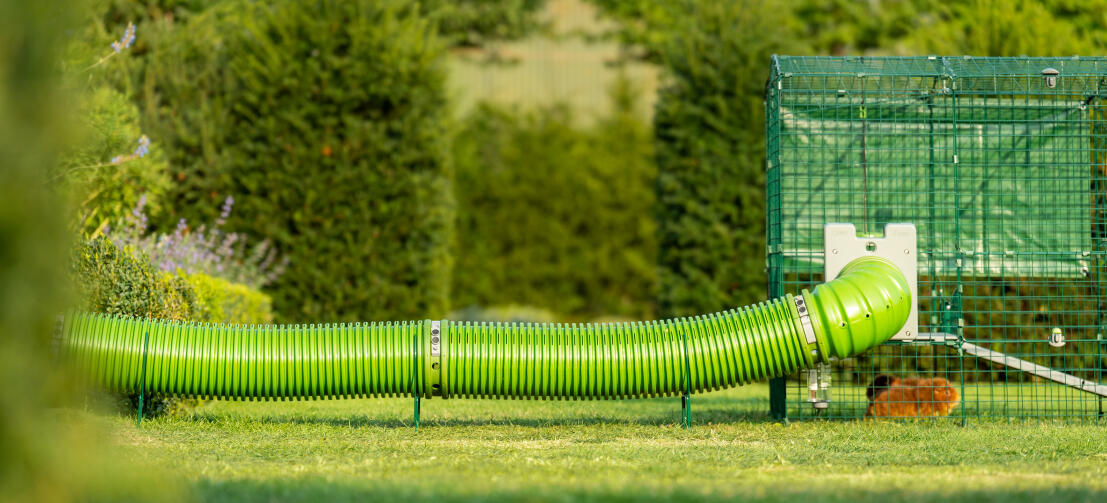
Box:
[865,374,960,418]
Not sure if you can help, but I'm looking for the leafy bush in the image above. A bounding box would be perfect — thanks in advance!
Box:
[182,273,273,324]
[137,0,452,322]
[71,237,197,321]
[653,0,799,317]
[451,79,656,319]
[424,0,548,48]
[72,235,275,325]
[56,29,170,237]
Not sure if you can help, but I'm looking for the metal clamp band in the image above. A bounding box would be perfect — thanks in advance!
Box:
[793,295,818,346]
[430,321,441,356]
[428,320,443,397]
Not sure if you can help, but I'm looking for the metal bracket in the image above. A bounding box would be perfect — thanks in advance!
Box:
[824,223,918,341]
[430,321,441,356]
[792,295,817,345]
[429,321,443,397]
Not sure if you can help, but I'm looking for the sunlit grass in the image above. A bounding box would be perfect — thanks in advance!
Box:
[79,384,1107,502]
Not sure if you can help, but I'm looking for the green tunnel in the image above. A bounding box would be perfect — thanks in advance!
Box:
[59,257,910,401]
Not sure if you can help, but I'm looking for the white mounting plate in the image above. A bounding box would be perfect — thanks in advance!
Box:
[824,223,918,341]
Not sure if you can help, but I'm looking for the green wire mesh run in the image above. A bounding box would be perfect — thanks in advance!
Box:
[765,56,1107,422]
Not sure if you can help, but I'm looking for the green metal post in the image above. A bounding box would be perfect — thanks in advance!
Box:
[681,327,692,428]
[136,329,149,427]
[413,327,420,430]
[769,378,787,421]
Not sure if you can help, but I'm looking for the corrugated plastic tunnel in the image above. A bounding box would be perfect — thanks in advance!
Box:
[58,256,910,401]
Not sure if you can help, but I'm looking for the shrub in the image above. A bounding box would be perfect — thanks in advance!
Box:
[451,79,656,319]
[72,235,275,325]
[137,0,452,322]
[653,0,799,317]
[182,273,273,324]
[423,0,548,48]
[71,237,198,321]
[56,33,171,237]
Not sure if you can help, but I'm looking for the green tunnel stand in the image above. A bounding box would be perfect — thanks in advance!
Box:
[413,327,420,430]
[136,329,149,427]
[680,325,692,428]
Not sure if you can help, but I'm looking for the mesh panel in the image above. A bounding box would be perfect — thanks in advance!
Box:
[766,56,1107,422]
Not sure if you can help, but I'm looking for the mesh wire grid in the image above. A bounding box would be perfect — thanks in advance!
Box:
[765,56,1107,422]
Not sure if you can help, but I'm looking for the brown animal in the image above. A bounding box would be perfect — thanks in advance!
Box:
[865,375,960,418]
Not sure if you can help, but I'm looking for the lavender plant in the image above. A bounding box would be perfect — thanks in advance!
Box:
[108,195,286,289]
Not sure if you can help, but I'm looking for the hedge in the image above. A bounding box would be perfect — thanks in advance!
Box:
[452,82,656,319]
[136,0,452,322]
[653,0,799,317]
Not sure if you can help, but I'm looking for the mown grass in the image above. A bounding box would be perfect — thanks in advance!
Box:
[88,384,1106,502]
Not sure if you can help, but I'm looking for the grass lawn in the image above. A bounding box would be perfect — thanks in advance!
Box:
[93,384,1106,502]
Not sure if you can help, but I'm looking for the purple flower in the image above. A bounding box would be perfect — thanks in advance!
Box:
[107,192,284,288]
[215,195,234,227]
[221,196,234,219]
[134,135,150,158]
[111,23,136,54]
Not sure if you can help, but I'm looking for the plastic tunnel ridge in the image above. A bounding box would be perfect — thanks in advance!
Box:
[59,256,911,401]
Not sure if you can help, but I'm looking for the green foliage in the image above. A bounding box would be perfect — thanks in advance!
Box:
[784,0,1107,56]
[789,0,942,55]
[100,0,546,52]
[72,237,197,321]
[653,0,801,317]
[137,0,452,322]
[584,0,682,62]
[902,0,1107,55]
[102,0,220,27]
[50,3,172,237]
[452,80,656,319]
[183,272,273,324]
[56,86,170,237]
[786,0,1107,56]
[425,0,548,48]
[72,237,275,324]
